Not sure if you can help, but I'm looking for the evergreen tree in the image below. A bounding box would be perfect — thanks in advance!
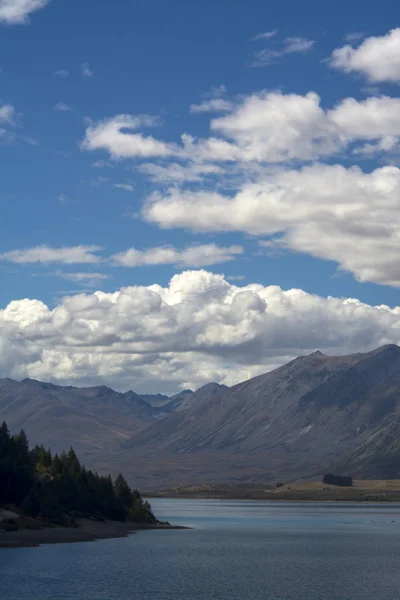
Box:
[52,453,62,475]
[114,473,133,510]
[0,421,157,525]
[66,448,81,478]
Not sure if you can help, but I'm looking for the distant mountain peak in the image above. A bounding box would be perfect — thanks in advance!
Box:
[196,382,227,392]
[377,344,400,353]
[309,350,325,357]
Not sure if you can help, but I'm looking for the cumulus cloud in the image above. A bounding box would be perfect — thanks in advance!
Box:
[79,90,400,293]
[0,0,50,24]
[144,163,400,287]
[0,245,103,265]
[1,270,400,392]
[210,91,338,162]
[111,244,243,268]
[331,28,400,82]
[329,96,400,139]
[209,92,400,161]
[81,114,176,159]
[85,92,400,166]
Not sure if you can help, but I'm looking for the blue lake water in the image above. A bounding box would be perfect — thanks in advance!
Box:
[2,499,400,599]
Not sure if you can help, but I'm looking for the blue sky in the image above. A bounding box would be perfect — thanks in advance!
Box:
[1,0,400,392]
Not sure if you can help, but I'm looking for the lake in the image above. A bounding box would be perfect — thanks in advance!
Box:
[2,499,400,599]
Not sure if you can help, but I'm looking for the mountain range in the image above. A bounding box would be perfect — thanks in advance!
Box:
[2,345,400,488]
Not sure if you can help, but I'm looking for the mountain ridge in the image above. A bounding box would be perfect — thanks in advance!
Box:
[2,345,400,488]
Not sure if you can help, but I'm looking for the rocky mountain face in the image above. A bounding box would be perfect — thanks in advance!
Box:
[122,350,362,454]
[117,345,400,486]
[2,345,400,488]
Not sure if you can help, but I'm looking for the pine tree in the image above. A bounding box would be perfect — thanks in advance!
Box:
[0,422,157,525]
[52,453,62,475]
[114,473,133,510]
[66,448,81,478]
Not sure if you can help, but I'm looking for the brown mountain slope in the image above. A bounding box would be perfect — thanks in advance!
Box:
[114,345,400,487]
[122,349,362,454]
[4,345,400,489]
[0,378,156,456]
[0,377,229,459]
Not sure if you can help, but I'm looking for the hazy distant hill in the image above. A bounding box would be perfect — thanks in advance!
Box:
[0,378,156,456]
[0,377,226,456]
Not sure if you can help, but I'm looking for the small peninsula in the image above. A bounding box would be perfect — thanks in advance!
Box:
[0,421,184,548]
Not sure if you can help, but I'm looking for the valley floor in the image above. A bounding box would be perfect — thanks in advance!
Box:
[150,480,400,502]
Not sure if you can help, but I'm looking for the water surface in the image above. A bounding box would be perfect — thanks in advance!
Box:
[2,499,400,599]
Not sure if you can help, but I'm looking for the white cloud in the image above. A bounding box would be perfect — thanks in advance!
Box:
[253,36,315,67]
[0,104,16,124]
[143,163,400,287]
[329,96,400,139]
[344,32,365,43]
[191,98,233,113]
[54,271,110,287]
[111,244,243,268]
[0,105,23,142]
[139,161,224,183]
[81,63,93,78]
[113,183,134,192]
[81,114,176,158]
[209,92,400,162]
[210,91,339,162]
[81,92,400,166]
[331,28,400,82]
[54,69,70,78]
[92,160,113,168]
[0,245,103,265]
[206,84,228,98]
[0,0,50,24]
[252,30,278,41]
[54,102,72,112]
[0,243,242,271]
[284,37,316,53]
[1,270,400,392]
[353,136,398,156]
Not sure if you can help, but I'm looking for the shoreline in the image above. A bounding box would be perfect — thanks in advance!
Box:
[0,519,190,550]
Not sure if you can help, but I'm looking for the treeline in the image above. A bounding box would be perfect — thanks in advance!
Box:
[323,473,353,487]
[0,421,157,525]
